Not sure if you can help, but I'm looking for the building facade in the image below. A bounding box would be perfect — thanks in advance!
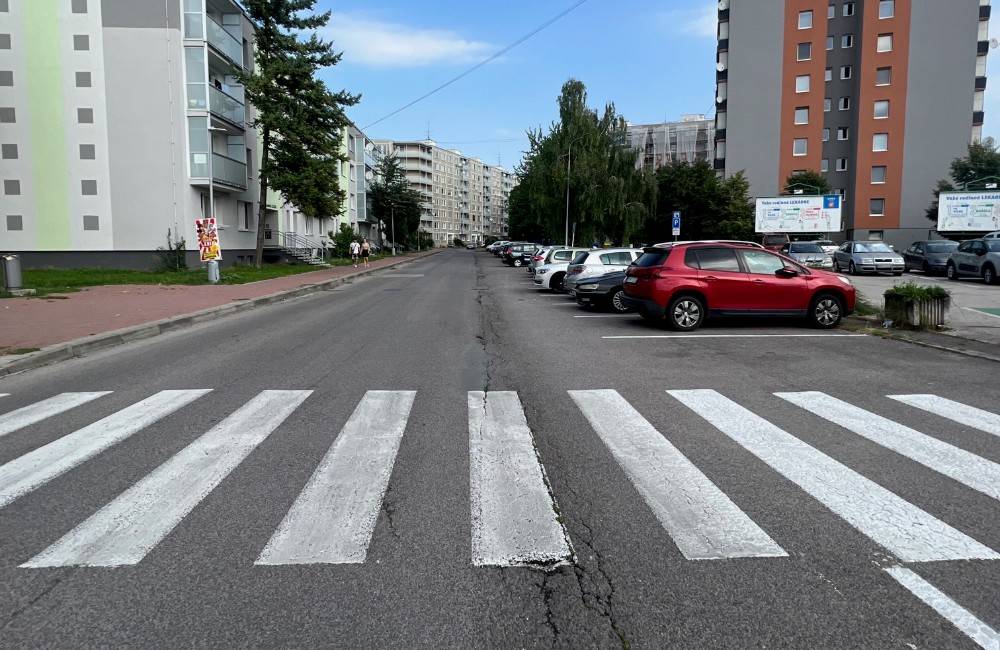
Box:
[626,115,715,171]
[373,139,514,246]
[714,0,990,247]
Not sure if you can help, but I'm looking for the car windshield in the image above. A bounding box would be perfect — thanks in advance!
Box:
[854,242,893,253]
[789,243,824,253]
[987,241,1000,252]
[925,241,958,253]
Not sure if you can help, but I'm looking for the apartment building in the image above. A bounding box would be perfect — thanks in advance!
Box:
[714,0,990,248]
[626,115,715,171]
[373,139,514,246]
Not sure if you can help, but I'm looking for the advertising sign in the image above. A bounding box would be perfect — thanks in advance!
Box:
[937,191,1000,232]
[672,211,681,237]
[195,217,222,262]
[754,195,843,233]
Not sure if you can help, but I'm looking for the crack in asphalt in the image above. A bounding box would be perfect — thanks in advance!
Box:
[0,573,71,633]
[381,483,401,540]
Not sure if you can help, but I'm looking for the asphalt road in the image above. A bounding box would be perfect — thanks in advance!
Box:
[0,249,997,648]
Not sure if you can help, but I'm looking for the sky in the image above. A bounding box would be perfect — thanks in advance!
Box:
[315,0,1000,172]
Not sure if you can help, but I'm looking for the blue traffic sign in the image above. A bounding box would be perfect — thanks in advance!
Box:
[672,212,681,236]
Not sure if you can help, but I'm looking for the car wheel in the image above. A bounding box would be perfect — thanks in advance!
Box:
[513,258,522,267]
[848,261,858,275]
[609,288,630,313]
[893,271,903,277]
[922,261,930,274]
[810,294,843,329]
[832,259,840,272]
[947,263,958,281]
[667,295,705,331]
[984,265,997,285]
[551,273,565,292]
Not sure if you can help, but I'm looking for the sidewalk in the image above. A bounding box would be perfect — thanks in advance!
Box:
[1,253,435,352]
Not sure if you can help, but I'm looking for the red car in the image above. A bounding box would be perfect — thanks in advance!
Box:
[622,242,856,331]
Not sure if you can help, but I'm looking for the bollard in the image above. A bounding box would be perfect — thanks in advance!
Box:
[207,260,220,284]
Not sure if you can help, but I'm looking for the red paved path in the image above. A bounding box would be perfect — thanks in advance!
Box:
[1,254,433,350]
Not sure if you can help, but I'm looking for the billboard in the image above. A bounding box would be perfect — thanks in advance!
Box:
[195,217,222,262]
[755,195,843,233]
[937,191,1000,232]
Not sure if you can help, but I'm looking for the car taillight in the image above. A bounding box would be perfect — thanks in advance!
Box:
[533,255,543,261]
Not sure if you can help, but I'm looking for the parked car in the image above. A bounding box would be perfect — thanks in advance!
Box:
[902,240,959,275]
[573,271,632,313]
[527,247,552,273]
[622,242,856,331]
[563,248,643,292]
[502,243,537,267]
[812,239,840,256]
[761,233,791,251]
[532,248,590,291]
[779,242,834,269]
[832,241,904,275]
[985,232,1000,239]
[488,240,510,255]
[466,243,477,250]
[947,239,1000,284]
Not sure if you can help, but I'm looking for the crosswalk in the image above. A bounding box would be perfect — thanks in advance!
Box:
[0,388,997,571]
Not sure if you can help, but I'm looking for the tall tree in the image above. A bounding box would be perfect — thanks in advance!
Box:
[783,170,832,195]
[368,153,424,250]
[646,161,754,243]
[240,0,359,267]
[926,140,1000,222]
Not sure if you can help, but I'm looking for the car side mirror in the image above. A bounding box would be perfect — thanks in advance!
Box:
[775,268,799,278]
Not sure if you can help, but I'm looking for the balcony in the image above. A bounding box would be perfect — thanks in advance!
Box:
[212,152,247,189]
[207,15,243,67]
[209,84,245,127]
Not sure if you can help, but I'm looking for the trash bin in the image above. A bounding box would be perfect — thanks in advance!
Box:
[1,254,21,290]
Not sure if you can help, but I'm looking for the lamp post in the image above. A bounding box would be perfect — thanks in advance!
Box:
[206,125,228,283]
[390,203,397,256]
[561,135,585,247]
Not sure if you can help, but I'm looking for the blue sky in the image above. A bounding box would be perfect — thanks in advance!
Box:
[315,0,1000,171]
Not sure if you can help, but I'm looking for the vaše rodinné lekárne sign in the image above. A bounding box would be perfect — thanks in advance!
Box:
[937,191,1000,232]
[754,195,842,233]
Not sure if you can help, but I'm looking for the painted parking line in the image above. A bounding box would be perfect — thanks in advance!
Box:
[380,274,425,278]
[885,567,999,649]
[573,314,634,318]
[603,334,867,340]
[963,307,1000,320]
[668,389,998,562]
[0,392,112,439]
[889,394,1000,439]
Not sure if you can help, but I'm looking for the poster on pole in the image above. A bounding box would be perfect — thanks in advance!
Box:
[937,191,1000,232]
[195,217,222,262]
[754,195,842,233]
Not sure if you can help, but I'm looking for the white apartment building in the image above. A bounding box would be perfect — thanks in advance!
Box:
[626,115,715,171]
[373,139,514,246]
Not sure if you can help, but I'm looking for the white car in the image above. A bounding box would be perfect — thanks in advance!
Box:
[563,248,644,292]
[985,231,1000,240]
[812,239,840,256]
[532,248,589,290]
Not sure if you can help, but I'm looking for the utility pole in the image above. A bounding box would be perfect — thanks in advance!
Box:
[391,203,397,256]
[206,126,227,283]
[564,145,571,247]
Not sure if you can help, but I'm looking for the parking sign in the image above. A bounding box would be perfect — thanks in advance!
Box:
[672,212,681,237]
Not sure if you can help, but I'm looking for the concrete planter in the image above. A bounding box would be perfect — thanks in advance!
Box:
[884,295,950,329]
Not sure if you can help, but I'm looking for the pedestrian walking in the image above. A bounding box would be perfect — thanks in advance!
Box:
[349,239,361,268]
[361,238,371,268]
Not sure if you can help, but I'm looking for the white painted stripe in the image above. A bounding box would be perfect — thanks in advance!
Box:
[0,390,211,508]
[570,389,786,560]
[0,394,9,398]
[962,306,1000,321]
[256,391,415,565]
[603,334,866,340]
[23,390,311,568]
[381,273,424,278]
[0,392,111,438]
[889,394,1000,439]
[777,392,1000,502]
[469,391,572,567]
[668,390,998,562]
[886,567,1000,649]
[550,303,578,307]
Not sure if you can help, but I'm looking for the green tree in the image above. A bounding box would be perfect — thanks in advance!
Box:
[926,141,1000,222]
[783,170,832,195]
[240,0,359,267]
[368,153,424,251]
[645,161,754,243]
[329,223,357,258]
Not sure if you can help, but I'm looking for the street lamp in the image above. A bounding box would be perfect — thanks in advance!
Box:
[206,125,228,283]
[961,175,1000,190]
[390,203,396,256]
[560,135,586,247]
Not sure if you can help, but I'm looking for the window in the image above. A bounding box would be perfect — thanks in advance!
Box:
[826,36,834,50]
[793,138,808,156]
[839,96,851,110]
[828,5,835,18]
[868,231,884,241]
[877,34,893,52]
[796,75,811,93]
[876,67,892,86]
[79,144,95,159]
[0,107,13,123]
[843,2,855,16]
[81,180,97,195]
[821,158,830,172]
[3,179,19,195]
[797,42,812,61]
[0,144,15,159]
[799,10,813,29]
[71,0,87,13]
[870,199,886,216]
[879,0,894,19]
[822,128,830,141]
[837,127,850,141]
[873,133,889,151]
[825,68,832,82]
[0,34,9,49]
[0,71,12,86]
[742,250,787,275]
[842,34,855,48]
[836,158,848,171]
[6,215,21,231]
[874,100,890,119]
[75,71,91,87]
[695,248,741,272]
[77,107,93,123]
[83,215,99,231]
[840,66,853,80]
[871,165,887,184]
[824,97,832,112]
[794,107,809,125]
[73,35,89,50]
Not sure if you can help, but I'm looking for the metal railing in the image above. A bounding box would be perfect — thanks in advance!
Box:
[209,84,245,126]
[276,231,329,260]
[212,152,247,189]
[206,15,243,66]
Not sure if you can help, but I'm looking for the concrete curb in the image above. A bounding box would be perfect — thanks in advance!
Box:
[842,316,1000,364]
[0,251,440,377]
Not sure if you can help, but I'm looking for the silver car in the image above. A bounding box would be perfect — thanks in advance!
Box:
[778,242,834,269]
[832,241,904,275]
[947,239,1000,284]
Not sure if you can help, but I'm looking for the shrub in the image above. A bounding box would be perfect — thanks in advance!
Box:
[154,229,187,272]
[884,282,950,302]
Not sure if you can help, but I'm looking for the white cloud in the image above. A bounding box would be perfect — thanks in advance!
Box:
[326,14,494,67]
[661,5,718,39]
